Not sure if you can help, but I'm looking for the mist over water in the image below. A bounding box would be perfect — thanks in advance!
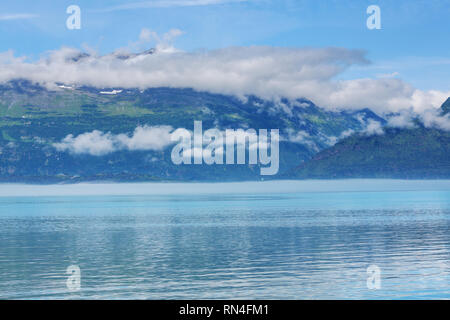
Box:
[0,180,449,299]
[1,179,450,197]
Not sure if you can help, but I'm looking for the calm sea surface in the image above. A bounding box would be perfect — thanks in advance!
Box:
[0,180,449,299]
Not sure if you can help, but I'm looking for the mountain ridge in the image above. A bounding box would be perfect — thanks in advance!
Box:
[0,80,382,182]
[441,97,450,114]
[290,97,450,179]
[1,79,448,182]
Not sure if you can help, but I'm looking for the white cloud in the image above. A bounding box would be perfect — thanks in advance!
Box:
[376,71,400,78]
[1,29,449,119]
[54,125,174,155]
[99,0,248,11]
[384,107,450,132]
[54,125,284,158]
[362,119,384,136]
[54,131,116,156]
[286,129,318,150]
[121,28,184,54]
[387,111,417,129]
[115,125,174,150]
[0,13,38,21]
[339,129,355,138]
[420,109,450,131]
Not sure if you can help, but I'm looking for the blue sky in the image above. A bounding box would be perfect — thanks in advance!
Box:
[0,0,449,91]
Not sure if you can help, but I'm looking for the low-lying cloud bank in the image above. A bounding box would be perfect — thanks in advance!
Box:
[386,108,450,132]
[1,31,449,118]
[53,112,450,158]
[53,125,279,156]
[53,125,174,155]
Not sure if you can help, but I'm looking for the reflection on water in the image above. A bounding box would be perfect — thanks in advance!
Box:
[0,188,449,299]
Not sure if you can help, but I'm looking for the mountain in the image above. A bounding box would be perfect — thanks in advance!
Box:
[442,97,450,115]
[0,80,381,183]
[68,48,156,62]
[291,99,450,179]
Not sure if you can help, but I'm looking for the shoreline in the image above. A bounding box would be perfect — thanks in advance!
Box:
[0,179,450,197]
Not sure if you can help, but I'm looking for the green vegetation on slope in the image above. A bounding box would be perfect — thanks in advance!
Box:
[292,127,450,179]
[0,80,380,182]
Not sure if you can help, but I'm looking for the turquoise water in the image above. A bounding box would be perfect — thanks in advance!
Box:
[0,180,449,299]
